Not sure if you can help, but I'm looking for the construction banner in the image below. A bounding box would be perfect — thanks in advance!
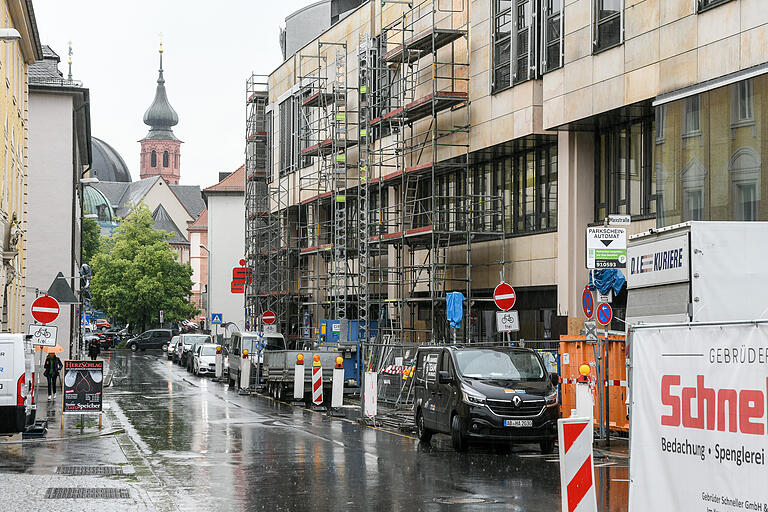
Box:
[629,323,768,511]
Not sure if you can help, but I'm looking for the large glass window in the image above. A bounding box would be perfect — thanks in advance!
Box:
[595,117,655,220]
[655,75,767,227]
[593,0,622,53]
[278,98,295,176]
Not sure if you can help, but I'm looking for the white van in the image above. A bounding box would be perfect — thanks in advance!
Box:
[0,334,36,434]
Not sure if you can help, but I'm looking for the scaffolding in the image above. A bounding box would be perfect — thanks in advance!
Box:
[245,0,507,366]
[364,0,506,347]
[245,74,297,336]
[298,41,360,343]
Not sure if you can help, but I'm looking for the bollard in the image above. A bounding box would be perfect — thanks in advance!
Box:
[363,370,377,419]
[239,349,251,394]
[575,364,594,419]
[292,353,305,405]
[311,354,324,410]
[214,345,223,381]
[557,417,597,512]
[329,356,344,416]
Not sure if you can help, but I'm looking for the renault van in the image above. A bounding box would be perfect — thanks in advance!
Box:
[413,346,559,452]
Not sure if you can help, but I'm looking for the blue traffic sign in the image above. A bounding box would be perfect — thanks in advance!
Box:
[582,288,594,319]
[596,303,613,326]
[211,313,223,325]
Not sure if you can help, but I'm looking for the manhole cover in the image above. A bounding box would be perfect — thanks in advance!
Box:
[44,488,131,499]
[433,497,497,504]
[57,466,124,476]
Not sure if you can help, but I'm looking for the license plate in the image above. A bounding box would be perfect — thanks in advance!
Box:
[504,419,533,427]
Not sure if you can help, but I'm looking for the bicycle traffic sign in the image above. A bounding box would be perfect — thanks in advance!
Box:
[27,324,57,347]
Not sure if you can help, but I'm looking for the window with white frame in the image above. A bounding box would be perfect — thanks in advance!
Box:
[593,0,623,53]
[655,105,666,144]
[542,0,563,73]
[731,79,754,125]
[682,95,701,137]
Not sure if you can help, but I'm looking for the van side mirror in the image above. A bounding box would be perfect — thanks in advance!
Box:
[550,373,559,387]
[438,371,453,384]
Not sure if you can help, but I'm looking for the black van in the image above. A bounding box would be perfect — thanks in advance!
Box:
[413,346,559,452]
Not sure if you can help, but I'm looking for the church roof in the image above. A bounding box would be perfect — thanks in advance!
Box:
[92,176,205,223]
[170,185,206,218]
[142,46,179,141]
[91,137,132,182]
[188,208,207,232]
[153,204,188,245]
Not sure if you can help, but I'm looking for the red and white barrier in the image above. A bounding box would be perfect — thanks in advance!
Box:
[293,354,305,400]
[312,356,323,406]
[558,417,597,512]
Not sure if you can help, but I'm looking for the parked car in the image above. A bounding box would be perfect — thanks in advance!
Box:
[167,336,180,361]
[413,346,559,453]
[97,327,128,349]
[0,334,36,434]
[95,319,111,330]
[186,335,215,372]
[192,343,218,376]
[177,334,212,368]
[126,329,174,352]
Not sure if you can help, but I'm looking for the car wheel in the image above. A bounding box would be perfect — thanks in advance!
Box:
[451,414,467,452]
[130,343,138,352]
[539,440,555,454]
[416,409,432,443]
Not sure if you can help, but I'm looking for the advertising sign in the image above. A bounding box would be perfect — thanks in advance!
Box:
[627,232,689,289]
[586,227,627,269]
[62,360,103,414]
[629,323,768,511]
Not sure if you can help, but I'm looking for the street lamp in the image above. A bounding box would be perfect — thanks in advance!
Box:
[199,244,210,335]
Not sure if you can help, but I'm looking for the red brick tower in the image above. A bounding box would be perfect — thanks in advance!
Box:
[140,44,181,184]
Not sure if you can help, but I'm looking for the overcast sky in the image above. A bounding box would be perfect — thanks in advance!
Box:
[34,0,313,188]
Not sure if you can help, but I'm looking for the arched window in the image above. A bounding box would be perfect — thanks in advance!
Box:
[163,150,169,168]
[151,150,157,167]
[729,147,761,221]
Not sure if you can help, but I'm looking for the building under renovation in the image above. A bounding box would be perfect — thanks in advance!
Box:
[245,0,768,350]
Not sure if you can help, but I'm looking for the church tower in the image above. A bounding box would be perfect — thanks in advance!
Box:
[140,43,181,184]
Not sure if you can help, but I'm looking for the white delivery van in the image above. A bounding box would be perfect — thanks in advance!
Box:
[0,334,36,434]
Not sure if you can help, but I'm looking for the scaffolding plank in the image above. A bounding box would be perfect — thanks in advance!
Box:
[382,28,466,64]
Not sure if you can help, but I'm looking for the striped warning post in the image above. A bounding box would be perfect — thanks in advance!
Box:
[312,356,323,406]
[557,417,597,512]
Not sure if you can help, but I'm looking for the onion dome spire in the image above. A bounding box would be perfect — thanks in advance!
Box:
[142,42,179,140]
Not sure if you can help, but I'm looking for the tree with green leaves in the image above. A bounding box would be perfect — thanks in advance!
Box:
[81,217,100,265]
[90,204,197,330]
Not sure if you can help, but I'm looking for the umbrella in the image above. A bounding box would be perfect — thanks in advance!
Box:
[35,344,64,353]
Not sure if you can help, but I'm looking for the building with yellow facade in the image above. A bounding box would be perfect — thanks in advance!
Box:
[0,1,41,332]
[244,0,768,345]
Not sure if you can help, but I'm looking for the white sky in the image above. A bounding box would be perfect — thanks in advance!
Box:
[34,0,313,188]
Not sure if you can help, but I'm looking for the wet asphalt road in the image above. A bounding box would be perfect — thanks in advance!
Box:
[0,350,630,511]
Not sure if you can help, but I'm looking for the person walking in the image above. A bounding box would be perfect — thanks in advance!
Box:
[43,352,62,401]
[88,339,100,360]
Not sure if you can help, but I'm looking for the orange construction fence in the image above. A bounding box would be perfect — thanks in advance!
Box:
[559,335,628,434]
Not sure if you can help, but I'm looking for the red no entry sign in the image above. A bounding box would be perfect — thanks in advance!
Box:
[31,295,60,324]
[493,282,516,311]
[262,310,276,325]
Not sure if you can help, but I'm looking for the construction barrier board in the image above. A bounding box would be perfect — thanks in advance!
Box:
[629,322,768,511]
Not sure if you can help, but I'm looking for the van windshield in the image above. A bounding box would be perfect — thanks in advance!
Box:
[454,349,545,381]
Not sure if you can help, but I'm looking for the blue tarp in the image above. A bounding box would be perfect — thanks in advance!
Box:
[446,291,465,329]
[589,269,626,296]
